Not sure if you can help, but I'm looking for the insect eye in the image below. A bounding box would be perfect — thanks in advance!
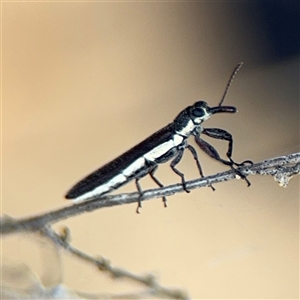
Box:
[192,108,205,117]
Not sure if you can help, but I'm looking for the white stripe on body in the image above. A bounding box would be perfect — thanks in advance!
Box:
[72,134,186,202]
[73,173,127,202]
[144,134,184,161]
[176,119,197,137]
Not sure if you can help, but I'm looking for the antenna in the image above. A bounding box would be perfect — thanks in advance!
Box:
[218,62,243,107]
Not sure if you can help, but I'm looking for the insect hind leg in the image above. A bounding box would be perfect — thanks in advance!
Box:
[135,163,167,212]
[149,166,168,208]
[135,178,144,214]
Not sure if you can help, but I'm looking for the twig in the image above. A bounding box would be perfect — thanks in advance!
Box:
[41,226,189,300]
[1,152,299,235]
[1,153,299,299]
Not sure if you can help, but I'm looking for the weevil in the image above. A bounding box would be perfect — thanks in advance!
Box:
[66,63,253,212]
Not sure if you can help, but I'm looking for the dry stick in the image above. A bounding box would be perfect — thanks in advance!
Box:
[2,153,298,300]
[1,152,299,235]
[41,226,189,300]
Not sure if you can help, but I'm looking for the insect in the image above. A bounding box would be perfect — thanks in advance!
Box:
[65,63,253,212]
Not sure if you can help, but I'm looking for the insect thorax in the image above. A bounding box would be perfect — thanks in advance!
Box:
[174,109,202,137]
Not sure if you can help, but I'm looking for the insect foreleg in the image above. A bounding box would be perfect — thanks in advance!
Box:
[194,131,252,186]
[201,128,253,166]
[149,165,167,207]
[170,149,190,193]
[202,128,234,161]
[194,134,230,165]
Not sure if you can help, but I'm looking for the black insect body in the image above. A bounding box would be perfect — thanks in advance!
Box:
[65,63,252,212]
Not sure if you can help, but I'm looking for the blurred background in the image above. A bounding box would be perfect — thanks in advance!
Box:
[2,1,299,299]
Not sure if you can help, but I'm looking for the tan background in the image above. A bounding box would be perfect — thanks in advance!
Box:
[2,2,299,299]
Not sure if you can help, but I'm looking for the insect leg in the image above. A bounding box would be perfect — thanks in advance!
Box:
[135,178,144,214]
[201,128,253,166]
[194,131,252,186]
[170,149,190,193]
[194,134,230,165]
[186,144,215,191]
[149,165,168,207]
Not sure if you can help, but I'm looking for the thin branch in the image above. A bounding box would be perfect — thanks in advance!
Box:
[1,153,299,298]
[1,152,299,235]
[41,226,189,300]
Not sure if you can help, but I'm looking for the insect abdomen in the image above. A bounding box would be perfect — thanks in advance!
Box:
[65,123,181,202]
